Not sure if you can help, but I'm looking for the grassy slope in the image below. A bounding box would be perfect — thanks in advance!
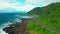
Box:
[27,20,58,34]
[27,2,60,34]
[38,3,60,30]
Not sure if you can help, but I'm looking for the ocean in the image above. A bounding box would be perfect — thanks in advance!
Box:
[0,13,25,34]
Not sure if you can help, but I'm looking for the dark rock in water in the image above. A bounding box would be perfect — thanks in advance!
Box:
[3,27,15,34]
[3,18,32,34]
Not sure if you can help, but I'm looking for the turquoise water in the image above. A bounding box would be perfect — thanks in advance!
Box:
[0,13,25,34]
[0,13,17,25]
[0,13,26,25]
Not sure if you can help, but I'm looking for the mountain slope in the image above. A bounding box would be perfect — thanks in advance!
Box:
[28,2,60,15]
[27,2,60,34]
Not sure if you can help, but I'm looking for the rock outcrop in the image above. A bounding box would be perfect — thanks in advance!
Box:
[3,18,33,34]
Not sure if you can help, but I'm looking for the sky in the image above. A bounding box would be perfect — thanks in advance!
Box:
[0,0,60,13]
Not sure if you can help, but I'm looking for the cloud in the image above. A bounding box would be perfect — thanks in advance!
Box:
[0,2,35,13]
[0,0,25,6]
[25,0,60,6]
[25,0,40,4]
[0,0,60,13]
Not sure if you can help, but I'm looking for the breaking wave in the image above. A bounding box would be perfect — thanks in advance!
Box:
[0,18,22,34]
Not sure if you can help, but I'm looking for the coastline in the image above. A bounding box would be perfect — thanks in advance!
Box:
[3,16,33,34]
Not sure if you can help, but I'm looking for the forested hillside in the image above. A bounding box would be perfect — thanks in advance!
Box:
[27,2,60,34]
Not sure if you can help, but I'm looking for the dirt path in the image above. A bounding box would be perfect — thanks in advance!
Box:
[33,17,60,34]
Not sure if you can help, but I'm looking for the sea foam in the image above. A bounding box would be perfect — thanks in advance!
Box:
[0,17,22,34]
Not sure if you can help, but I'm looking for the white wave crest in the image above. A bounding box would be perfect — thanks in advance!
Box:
[0,22,12,34]
[0,18,22,34]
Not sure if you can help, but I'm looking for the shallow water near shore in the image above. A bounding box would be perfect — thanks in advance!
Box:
[0,13,26,34]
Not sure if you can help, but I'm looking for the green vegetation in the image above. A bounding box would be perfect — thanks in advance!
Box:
[27,2,60,34]
[27,20,58,34]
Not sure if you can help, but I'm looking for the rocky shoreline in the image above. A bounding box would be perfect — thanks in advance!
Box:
[3,17,33,34]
